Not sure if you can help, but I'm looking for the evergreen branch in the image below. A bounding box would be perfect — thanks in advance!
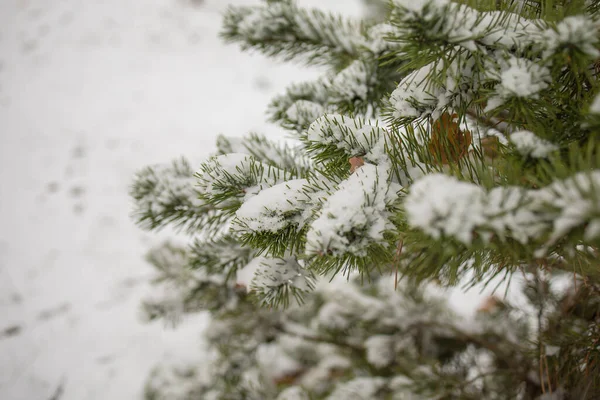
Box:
[221,1,366,67]
[130,158,222,234]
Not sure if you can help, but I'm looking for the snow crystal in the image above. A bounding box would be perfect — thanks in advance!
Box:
[286,100,325,127]
[365,335,395,368]
[544,15,600,58]
[326,377,386,400]
[305,164,399,257]
[510,130,558,158]
[235,179,310,233]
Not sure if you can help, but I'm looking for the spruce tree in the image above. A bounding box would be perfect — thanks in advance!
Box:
[131,0,600,398]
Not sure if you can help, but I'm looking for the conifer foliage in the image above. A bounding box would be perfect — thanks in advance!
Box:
[132,0,600,398]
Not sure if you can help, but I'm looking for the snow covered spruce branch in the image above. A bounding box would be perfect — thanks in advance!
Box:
[221,0,365,67]
[134,0,600,398]
[130,158,222,234]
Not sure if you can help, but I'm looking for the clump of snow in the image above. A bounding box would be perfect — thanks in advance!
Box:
[326,377,386,400]
[485,57,550,111]
[407,170,600,251]
[235,179,310,233]
[544,15,600,58]
[365,335,395,368]
[510,130,558,158]
[286,100,325,127]
[390,63,440,119]
[306,164,399,257]
[405,174,486,244]
[405,174,546,245]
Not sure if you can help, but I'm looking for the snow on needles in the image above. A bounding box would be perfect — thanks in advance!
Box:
[197,153,286,203]
[235,179,310,233]
[329,60,374,102]
[544,15,600,59]
[306,164,399,257]
[405,174,487,244]
[485,57,550,111]
[510,130,558,158]
[285,100,325,127]
[406,171,600,252]
[307,114,385,158]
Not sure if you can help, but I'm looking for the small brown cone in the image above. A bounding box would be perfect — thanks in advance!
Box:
[428,113,472,164]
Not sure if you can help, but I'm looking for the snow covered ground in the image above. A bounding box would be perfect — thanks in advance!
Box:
[0,1,363,399]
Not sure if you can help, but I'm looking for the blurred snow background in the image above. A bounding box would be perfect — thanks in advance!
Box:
[0,1,363,399]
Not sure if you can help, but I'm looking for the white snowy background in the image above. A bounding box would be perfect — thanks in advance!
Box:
[0,1,505,399]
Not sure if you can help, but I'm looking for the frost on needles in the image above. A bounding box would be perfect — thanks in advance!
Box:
[132,0,600,399]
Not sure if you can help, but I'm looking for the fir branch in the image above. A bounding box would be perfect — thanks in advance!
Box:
[221,1,366,68]
[130,158,222,234]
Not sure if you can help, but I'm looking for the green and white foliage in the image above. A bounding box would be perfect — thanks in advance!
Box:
[131,0,600,398]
